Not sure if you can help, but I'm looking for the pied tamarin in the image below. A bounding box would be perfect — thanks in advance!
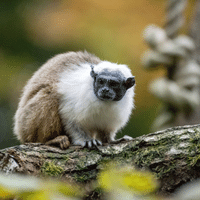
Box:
[14,51,135,149]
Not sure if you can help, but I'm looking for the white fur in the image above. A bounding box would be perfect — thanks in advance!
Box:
[57,61,135,142]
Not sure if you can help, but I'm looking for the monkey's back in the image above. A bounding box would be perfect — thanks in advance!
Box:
[14,51,101,143]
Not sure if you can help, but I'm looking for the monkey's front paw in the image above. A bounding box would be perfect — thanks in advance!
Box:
[85,139,102,148]
[73,138,102,148]
[84,139,102,149]
[45,135,70,149]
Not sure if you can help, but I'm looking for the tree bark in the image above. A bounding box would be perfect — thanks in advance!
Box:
[0,124,200,196]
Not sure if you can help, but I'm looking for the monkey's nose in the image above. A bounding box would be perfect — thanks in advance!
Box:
[102,88,109,93]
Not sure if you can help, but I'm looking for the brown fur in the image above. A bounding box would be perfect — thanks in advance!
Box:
[14,51,101,146]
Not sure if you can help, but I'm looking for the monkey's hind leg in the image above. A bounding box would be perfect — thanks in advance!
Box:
[45,135,70,149]
[14,86,70,149]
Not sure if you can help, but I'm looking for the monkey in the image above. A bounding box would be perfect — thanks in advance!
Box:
[14,51,135,149]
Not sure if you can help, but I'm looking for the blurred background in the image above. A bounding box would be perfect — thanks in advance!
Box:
[0,0,196,149]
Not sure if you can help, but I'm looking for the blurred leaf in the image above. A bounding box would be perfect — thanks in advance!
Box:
[0,173,39,197]
[0,173,39,191]
[41,180,84,197]
[0,173,83,199]
[122,170,158,194]
[19,191,50,200]
[98,164,159,195]
[0,184,14,198]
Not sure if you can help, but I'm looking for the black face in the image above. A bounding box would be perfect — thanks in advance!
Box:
[90,67,135,101]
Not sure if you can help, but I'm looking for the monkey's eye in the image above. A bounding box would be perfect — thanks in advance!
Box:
[97,78,105,85]
[109,80,120,88]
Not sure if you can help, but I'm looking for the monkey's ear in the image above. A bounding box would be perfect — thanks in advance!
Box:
[90,65,98,79]
[125,77,135,89]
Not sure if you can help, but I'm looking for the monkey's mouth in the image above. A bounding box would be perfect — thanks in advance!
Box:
[101,95,113,100]
[98,93,115,101]
[96,89,116,101]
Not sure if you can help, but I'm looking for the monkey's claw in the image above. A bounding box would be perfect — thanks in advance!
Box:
[84,139,102,149]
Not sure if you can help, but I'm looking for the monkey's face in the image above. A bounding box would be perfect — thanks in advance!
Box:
[91,68,135,101]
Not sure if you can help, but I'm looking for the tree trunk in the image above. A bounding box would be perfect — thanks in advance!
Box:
[0,124,200,197]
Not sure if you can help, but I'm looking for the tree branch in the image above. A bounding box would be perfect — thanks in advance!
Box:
[1,124,200,196]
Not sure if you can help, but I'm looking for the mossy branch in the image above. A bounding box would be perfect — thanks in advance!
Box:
[0,124,200,196]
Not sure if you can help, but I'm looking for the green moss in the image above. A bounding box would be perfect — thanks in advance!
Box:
[190,132,200,144]
[187,131,200,167]
[188,140,200,165]
[76,159,88,170]
[132,145,167,167]
[188,154,200,167]
[62,155,70,161]
[73,174,89,182]
[73,170,97,183]
[41,161,64,177]
[154,161,176,178]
